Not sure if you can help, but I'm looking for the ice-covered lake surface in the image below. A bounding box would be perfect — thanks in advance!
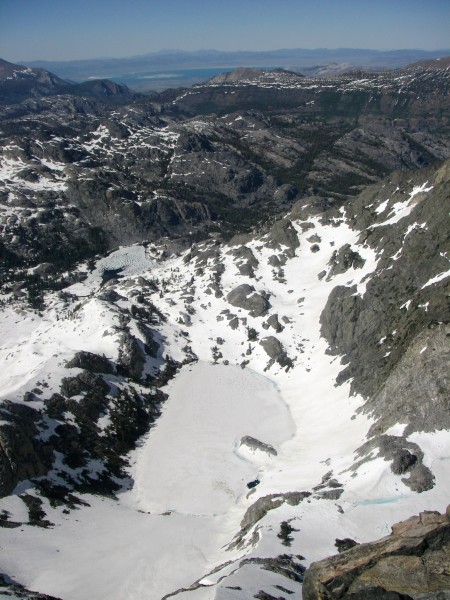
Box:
[68,244,156,296]
[0,362,294,600]
[125,362,294,517]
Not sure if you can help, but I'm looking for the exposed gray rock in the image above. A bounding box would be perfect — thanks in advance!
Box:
[0,573,62,599]
[227,284,270,317]
[97,289,125,303]
[353,435,435,493]
[117,332,146,380]
[230,491,310,549]
[302,506,450,599]
[60,371,110,398]
[335,539,359,553]
[231,246,259,278]
[229,317,240,330]
[65,351,114,374]
[0,402,51,497]
[320,162,450,415]
[391,449,417,475]
[260,336,292,368]
[315,489,344,500]
[268,254,282,267]
[367,323,450,437]
[403,464,436,493]
[326,243,365,280]
[265,219,299,258]
[265,314,284,333]
[307,234,321,243]
[239,435,277,456]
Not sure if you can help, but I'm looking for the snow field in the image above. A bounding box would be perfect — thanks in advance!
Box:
[0,176,448,599]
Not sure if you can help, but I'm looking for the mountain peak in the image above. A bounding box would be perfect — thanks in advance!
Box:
[206,66,304,85]
[0,57,137,104]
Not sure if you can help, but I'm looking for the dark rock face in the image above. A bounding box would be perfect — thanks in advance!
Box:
[353,436,435,493]
[265,313,284,333]
[227,284,271,317]
[367,323,450,438]
[60,371,110,398]
[320,162,450,434]
[390,449,417,475]
[259,336,292,368]
[302,507,450,600]
[265,219,300,258]
[65,351,114,374]
[117,332,146,380]
[230,491,311,549]
[335,539,359,553]
[327,244,365,279]
[0,402,51,497]
[239,435,277,456]
[230,246,259,278]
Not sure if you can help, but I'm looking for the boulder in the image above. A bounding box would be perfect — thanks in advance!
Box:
[239,435,277,456]
[227,284,270,317]
[260,336,292,368]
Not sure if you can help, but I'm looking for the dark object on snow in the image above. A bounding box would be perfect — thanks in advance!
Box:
[247,479,260,489]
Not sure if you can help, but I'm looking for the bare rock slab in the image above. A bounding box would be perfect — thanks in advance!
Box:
[302,506,450,599]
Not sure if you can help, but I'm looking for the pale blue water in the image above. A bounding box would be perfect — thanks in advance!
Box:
[113,67,235,89]
[355,496,406,506]
[110,66,273,90]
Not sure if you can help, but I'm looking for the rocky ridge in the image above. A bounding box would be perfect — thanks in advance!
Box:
[1,58,449,295]
[303,506,450,599]
[0,58,138,104]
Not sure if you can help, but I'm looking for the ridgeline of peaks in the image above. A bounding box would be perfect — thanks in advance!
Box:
[0,58,137,104]
[207,66,305,84]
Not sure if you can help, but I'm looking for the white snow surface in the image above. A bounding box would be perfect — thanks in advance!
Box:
[125,362,294,517]
[0,202,448,599]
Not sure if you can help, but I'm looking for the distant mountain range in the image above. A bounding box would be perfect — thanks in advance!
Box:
[0,58,139,103]
[20,47,450,91]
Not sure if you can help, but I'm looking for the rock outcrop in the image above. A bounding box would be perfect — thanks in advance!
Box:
[227,284,271,317]
[65,351,114,374]
[0,402,51,497]
[260,336,292,368]
[302,506,450,599]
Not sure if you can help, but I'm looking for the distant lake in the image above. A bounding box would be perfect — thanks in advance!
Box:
[91,67,268,92]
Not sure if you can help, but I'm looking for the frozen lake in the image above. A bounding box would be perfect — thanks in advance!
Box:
[0,362,294,600]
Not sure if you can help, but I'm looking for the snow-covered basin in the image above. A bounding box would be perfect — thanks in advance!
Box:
[69,244,156,296]
[0,362,294,600]
[125,361,294,516]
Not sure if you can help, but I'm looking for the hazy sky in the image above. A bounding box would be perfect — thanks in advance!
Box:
[1,0,449,62]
